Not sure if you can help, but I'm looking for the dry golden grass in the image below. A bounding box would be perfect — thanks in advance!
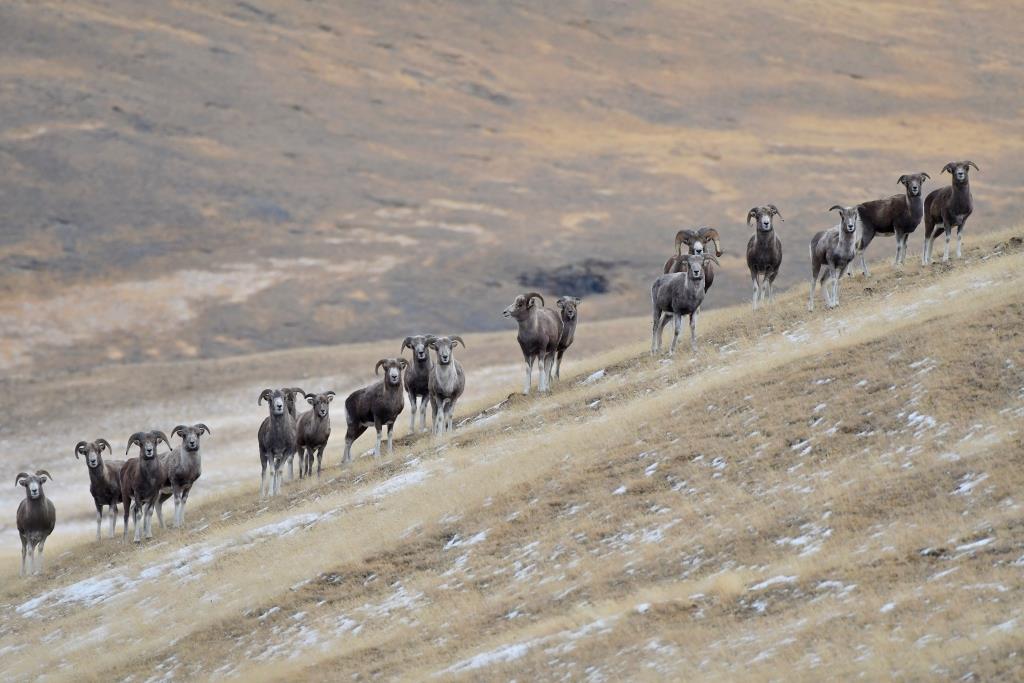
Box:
[1,230,1023,681]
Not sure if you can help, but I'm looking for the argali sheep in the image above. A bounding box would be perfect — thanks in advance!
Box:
[923,161,977,264]
[75,439,123,540]
[502,292,563,394]
[745,205,784,310]
[856,173,930,274]
[401,335,435,434]
[427,336,466,435]
[282,387,306,481]
[161,424,210,528]
[651,254,718,354]
[554,296,581,381]
[258,388,297,498]
[120,430,172,543]
[664,227,723,293]
[16,471,56,576]
[809,206,859,311]
[296,391,334,478]
[343,358,408,463]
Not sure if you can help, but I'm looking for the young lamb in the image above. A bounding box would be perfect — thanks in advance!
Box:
[296,391,334,478]
[343,358,408,463]
[553,296,581,381]
[427,336,466,436]
[923,161,978,264]
[809,206,859,311]
[856,173,930,274]
[651,254,719,354]
[75,438,123,540]
[745,205,784,310]
[16,471,56,576]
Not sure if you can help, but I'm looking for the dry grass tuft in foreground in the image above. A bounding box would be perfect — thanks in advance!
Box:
[1,230,1023,681]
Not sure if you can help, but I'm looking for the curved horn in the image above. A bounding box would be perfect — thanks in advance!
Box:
[96,438,112,454]
[75,440,88,459]
[400,336,413,353]
[920,172,931,180]
[375,359,387,376]
[289,387,306,398]
[768,204,783,220]
[828,205,843,212]
[258,389,272,406]
[126,432,143,455]
[746,208,758,226]
[450,335,466,349]
[965,160,979,171]
[698,227,723,257]
[674,229,697,256]
[195,423,211,435]
[702,255,721,266]
[398,358,409,370]
[525,292,545,306]
[16,472,29,486]
[941,162,955,174]
[897,175,908,185]
[324,391,336,398]
[172,425,187,438]
[36,470,52,483]
[153,431,173,451]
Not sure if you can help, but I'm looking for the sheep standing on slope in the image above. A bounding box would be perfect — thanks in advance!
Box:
[121,430,172,542]
[651,254,718,354]
[162,424,210,528]
[343,358,408,463]
[258,389,297,498]
[401,335,435,434]
[502,292,562,394]
[664,227,723,288]
[923,161,978,264]
[282,387,306,481]
[427,336,466,436]
[296,391,334,478]
[553,296,581,381]
[856,172,930,275]
[16,471,56,576]
[745,205,784,310]
[75,438,123,540]
[809,206,859,311]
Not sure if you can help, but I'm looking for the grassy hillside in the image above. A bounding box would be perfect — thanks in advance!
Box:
[1,230,1022,681]
[2,0,1023,374]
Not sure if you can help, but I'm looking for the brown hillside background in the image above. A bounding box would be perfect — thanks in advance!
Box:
[1,0,1022,375]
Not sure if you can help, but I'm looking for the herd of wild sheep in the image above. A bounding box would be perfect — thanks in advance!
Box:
[14,160,976,576]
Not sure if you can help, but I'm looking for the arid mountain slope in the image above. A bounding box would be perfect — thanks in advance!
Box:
[2,0,1023,374]
[0,231,1021,681]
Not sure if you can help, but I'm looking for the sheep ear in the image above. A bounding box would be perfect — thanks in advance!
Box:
[942,162,955,174]
[400,336,413,353]
[703,255,721,267]
[172,425,187,438]
[36,470,52,483]
[450,335,465,349]
[375,360,387,376]
[75,441,88,459]
[195,424,211,436]
[258,389,272,406]
[920,172,930,180]
[15,472,29,486]
[398,358,409,370]
[326,392,335,402]
[768,204,783,220]
[897,175,908,185]
[965,160,979,171]
[556,298,565,308]
[746,208,757,226]
[154,431,173,451]
[306,395,315,404]
[828,205,843,213]
[96,438,112,454]
[573,297,582,305]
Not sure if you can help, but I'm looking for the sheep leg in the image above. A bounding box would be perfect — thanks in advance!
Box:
[751,274,760,310]
[287,453,294,482]
[20,539,27,577]
[668,313,682,355]
[689,311,697,351]
[155,497,165,530]
[523,355,535,394]
[387,422,395,456]
[109,505,118,539]
[144,501,156,539]
[36,540,45,574]
[419,396,429,433]
[96,505,103,541]
[27,544,35,575]
[374,421,383,458]
[554,349,564,380]
[542,354,555,391]
[858,226,875,276]
[808,263,821,312]
[942,223,952,262]
[133,502,143,542]
[651,307,664,354]
[956,224,964,258]
[315,445,324,477]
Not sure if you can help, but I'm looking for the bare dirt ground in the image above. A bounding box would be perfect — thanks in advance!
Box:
[1,230,1021,681]
[1,0,1023,374]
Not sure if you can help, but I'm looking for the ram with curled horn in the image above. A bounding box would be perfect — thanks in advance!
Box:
[75,437,125,540]
[343,358,407,463]
[502,291,562,394]
[401,334,436,434]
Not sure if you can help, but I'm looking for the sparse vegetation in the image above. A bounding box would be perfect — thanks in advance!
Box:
[2,231,1022,680]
